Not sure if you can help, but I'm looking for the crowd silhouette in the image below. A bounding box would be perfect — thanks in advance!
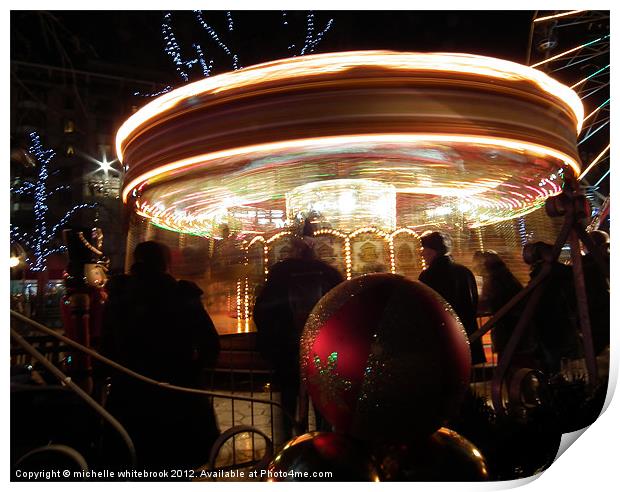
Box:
[11,226,610,478]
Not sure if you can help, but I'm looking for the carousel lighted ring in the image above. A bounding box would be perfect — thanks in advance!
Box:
[116,51,583,332]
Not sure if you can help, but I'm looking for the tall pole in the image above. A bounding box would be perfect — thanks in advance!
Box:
[525,10,539,65]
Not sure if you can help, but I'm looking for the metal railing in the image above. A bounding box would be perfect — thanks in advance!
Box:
[9,310,302,478]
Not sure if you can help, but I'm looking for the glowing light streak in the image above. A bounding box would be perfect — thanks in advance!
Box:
[523,185,547,198]
[119,52,583,236]
[530,35,609,68]
[533,10,587,23]
[399,184,501,197]
[121,133,581,203]
[578,119,609,145]
[593,170,610,188]
[580,82,610,100]
[578,144,610,181]
[570,64,610,89]
[583,98,610,123]
[551,50,610,73]
[469,201,548,229]
[117,51,583,161]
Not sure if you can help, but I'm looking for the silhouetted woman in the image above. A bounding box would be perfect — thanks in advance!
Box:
[473,251,535,365]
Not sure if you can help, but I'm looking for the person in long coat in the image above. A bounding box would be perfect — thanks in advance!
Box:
[101,241,220,471]
[253,237,343,442]
[418,231,486,365]
[472,250,540,367]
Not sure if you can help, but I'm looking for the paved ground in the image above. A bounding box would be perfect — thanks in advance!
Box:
[195,391,318,481]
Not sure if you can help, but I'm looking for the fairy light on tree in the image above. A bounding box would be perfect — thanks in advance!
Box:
[300,11,316,56]
[141,11,335,96]
[161,12,216,80]
[134,86,173,97]
[194,10,240,70]
[226,11,234,31]
[300,12,334,55]
[10,132,98,272]
[194,43,214,77]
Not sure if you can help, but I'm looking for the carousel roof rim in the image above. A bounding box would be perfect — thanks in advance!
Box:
[115,50,584,163]
[121,132,581,204]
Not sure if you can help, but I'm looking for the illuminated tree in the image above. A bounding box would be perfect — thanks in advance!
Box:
[136,11,335,97]
[10,132,98,272]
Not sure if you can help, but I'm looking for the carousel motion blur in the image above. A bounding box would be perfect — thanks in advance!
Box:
[115,51,583,334]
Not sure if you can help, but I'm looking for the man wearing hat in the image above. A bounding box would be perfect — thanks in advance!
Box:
[418,231,486,364]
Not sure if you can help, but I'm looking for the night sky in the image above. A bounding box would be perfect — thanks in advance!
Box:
[10,10,608,195]
[11,10,534,85]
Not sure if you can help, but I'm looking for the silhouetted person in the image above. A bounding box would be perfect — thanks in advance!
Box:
[582,230,610,355]
[419,231,486,364]
[473,251,537,366]
[101,241,220,471]
[523,241,580,374]
[253,237,343,442]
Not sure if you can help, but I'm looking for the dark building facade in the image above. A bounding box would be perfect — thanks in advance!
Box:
[10,60,169,276]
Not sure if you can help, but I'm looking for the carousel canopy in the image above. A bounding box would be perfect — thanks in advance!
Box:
[116,51,583,237]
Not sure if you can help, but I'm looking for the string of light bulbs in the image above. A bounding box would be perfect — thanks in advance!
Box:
[162,12,190,82]
[9,133,98,271]
[226,11,234,31]
[300,12,334,55]
[194,10,240,70]
[134,86,173,98]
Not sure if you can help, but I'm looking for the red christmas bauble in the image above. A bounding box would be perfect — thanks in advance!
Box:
[300,273,471,443]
